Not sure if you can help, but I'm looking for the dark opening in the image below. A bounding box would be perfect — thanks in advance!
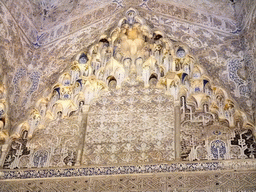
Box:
[177,47,186,58]
[107,76,117,89]
[154,34,163,41]
[99,38,109,47]
[78,53,88,64]
[149,74,158,86]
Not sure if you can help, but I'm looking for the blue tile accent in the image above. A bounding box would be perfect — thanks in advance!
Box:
[1,162,223,180]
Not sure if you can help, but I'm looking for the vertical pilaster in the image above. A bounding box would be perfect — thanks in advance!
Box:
[0,143,9,168]
[76,105,89,166]
[175,105,181,160]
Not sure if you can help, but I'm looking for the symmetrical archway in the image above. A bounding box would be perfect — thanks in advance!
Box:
[1,9,254,170]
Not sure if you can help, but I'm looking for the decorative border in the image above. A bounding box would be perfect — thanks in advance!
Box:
[139,2,237,34]
[2,159,256,180]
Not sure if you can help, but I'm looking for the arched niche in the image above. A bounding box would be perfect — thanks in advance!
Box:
[1,8,255,169]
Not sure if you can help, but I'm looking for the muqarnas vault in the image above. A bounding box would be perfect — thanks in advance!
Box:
[0,8,256,192]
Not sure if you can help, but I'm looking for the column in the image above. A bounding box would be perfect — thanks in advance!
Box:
[175,105,181,160]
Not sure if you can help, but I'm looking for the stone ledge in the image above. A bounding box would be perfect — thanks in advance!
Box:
[1,159,255,180]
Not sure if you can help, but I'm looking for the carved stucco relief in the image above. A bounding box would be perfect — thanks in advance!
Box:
[237,0,256,120]
[1,9,255,171]
[1,0,254,129]
[0,7,255,191]
[1,170,256,191]
[2,4,124,127]
[137,7,253,117]
[3,116,83,169]
[83,84,174,166]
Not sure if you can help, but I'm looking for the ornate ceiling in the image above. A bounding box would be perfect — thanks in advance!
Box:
[1,0,238,45]
[4,0,236,34]
[0,0,255,133]
[0,1,256,190]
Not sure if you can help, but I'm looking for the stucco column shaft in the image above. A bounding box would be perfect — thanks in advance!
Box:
[76,105,89,166]
[175,105,181,160]
[0,144,9,167]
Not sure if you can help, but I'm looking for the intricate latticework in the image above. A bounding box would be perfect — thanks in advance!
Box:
[83,83,174,165]
[3,117,83,169]
[179,79,256,161]
[0,8,255,191]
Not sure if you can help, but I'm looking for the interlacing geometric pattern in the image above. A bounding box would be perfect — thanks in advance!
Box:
[83,83,175,166]
[0,8,255,191]
[3,117,83,169]
[1,170,256,192]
